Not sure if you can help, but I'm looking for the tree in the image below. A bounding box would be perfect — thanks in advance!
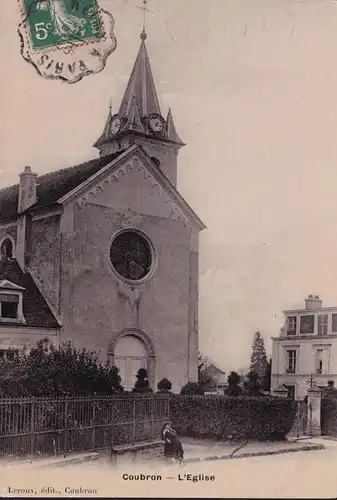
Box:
[263,358,272,392]
[243,370,264,397]
[132,368,153,393]
[0,339,124,397]
[157,378,172,393]
[250,331,268,379]
[224,371,242,396]
[198,351,214,390]
[324,380,337,396]
[180,381,204,395]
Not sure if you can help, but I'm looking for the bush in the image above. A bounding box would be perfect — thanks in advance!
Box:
[243,371,264,397]
[169,395,296,441]
[157,378,172,393]
[322,395,337,436]
[225,371,242,397]
[180,382,204,395]
[0,340,124,397]
[132,368,153,393]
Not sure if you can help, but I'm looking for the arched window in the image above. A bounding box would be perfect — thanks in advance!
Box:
[0,238,14,260]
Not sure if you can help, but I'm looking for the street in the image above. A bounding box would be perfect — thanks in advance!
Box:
[1,438,337,498]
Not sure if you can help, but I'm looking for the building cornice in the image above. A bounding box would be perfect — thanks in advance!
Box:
[272,334,337,341]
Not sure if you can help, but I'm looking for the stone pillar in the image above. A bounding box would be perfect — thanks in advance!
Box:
[306,388,322,436]
[272,384,289,398]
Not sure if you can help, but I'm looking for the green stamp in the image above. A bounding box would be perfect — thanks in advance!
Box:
[23,0,104,50]
[18,0,117,83]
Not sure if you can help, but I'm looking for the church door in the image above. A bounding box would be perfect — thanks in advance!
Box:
[114,335,147,391]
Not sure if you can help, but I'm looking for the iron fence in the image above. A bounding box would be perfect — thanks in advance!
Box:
[0,395,170,459]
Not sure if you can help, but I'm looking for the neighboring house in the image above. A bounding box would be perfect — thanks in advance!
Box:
[0,29,205,393]
[203,363,226,393]
[271,295,337,400]
[0,244,60,358]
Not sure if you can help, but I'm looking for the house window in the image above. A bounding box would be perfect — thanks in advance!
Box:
[318,315,328,336]
[300,315,314,334]
[0,238,14,260]
[332,314,337,333]
[316,349,323,374]
[0,293,19,319]
[287,350,297,373]
[287,316,297,335]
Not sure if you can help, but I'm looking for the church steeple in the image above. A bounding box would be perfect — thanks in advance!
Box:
[118,31,161,119]
[94,21,184,186]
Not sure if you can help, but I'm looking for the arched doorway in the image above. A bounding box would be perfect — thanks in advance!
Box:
[114,334,148,391]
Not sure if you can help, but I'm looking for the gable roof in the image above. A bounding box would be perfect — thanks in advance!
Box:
[0,152,122,223]
[0,260,60,329]
[0,146,205,231]
[0,279,25,291]
[204,363,226,376]
[58,145,206,231]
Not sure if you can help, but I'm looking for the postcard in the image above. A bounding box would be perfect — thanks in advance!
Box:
[0,0,336,498]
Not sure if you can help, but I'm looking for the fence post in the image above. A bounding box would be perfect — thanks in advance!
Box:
[306,387,322,436]
[92,399,96,450]
[150,398,155,440]
[64,399,68,457]
[30,399,35,457]
[132,398,136,444]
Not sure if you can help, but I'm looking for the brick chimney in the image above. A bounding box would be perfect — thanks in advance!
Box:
[305,295,322,310]
[18,166,37,214]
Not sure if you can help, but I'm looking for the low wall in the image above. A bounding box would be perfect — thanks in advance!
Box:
[110,440,164,466]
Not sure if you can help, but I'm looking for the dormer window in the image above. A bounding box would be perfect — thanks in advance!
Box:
[0,296,19,319]
[0,237,14,260]
[0,280,25,324]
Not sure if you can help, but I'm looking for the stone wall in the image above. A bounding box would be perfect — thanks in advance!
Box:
[29,215,61,311]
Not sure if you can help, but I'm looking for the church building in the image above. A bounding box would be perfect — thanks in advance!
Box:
[0,29,205,392]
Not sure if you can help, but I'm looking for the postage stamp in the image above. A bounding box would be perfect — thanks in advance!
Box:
[18,0,117,83]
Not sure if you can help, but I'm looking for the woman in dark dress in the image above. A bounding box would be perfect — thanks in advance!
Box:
[161,421,184,465]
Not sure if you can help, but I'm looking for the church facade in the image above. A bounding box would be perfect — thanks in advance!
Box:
[0,30,205,393]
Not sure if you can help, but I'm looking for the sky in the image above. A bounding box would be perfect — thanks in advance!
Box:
[2,0,337,372]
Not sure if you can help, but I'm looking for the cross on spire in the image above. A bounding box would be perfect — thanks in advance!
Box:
[137,0,153,40]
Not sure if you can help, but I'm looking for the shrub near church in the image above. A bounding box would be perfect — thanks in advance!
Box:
[170,395,296,441]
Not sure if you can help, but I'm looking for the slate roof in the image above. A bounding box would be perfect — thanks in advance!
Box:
[0,152,122,223]
[0,260,60,329]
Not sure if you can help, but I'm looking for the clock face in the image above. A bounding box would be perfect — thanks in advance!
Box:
[149,117,164,133]
[111,117,121,135]
[110,231,153,281]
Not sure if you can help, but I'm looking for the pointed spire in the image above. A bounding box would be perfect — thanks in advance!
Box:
[93,104,113,147]
[119,38,161,119]
[165,108,184,145]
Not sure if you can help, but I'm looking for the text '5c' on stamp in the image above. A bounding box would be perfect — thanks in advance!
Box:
[17,0,117,84]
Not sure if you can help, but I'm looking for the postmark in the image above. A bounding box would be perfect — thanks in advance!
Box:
[18,0,117,83]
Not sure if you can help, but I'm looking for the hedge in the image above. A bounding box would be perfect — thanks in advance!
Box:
[169,395,296,441]
[322,395,337,436]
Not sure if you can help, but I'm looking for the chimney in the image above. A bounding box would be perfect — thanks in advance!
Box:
[305,294,322,310]
[18,166,37,214]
